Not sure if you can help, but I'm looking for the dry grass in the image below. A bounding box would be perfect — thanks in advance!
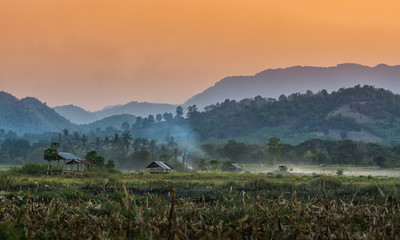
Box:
[1,185,400,239]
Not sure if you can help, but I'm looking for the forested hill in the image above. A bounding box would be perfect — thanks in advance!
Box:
[186,85,400,144]
[0,91,76,134]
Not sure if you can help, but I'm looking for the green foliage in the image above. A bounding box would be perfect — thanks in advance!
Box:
[278,165,288,173]
[187,85,400,144]
[85,150,105,167]
[374,156,387,168]
[336,168,344,176]
[106,160,115,169]
[43,142,59,162]
[0,223,25,240]
[197,158,207,172]
[1,138,31,160]
[209,159,219,170]
[175,106,184,118]
[10,163,47,175]
[267,137,283,162]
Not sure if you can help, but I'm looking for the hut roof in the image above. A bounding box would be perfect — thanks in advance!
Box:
[58,152,82,160]
[65,159,96,166]
[230,163,242,169]
[79,160,96,166]
[145,161,173,170]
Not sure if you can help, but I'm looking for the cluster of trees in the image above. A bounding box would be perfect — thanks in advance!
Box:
[122,106,186,131]
[52,128,202,170]
[2,126,400,169]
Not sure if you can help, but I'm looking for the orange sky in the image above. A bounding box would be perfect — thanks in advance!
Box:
[1,0,400,110]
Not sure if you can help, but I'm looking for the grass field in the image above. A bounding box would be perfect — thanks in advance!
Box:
[242,164,400,177]
[1,167,400,239]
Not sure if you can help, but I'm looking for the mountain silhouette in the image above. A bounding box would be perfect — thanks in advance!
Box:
[185,63,400,110]
[0,91,76,134]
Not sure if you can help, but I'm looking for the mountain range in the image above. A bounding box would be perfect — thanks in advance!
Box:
[54,102,177,124]
[3,63,400,143]
[0,92,137,134]
[184,63,400,110]
[55,63,400,124]
[0,92,76,134]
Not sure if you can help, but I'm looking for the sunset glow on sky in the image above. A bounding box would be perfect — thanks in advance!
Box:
[1,0,400,110]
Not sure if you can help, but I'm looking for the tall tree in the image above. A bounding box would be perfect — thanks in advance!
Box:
[43,142,59,175]
[156,114,163,122]
[266,137,283,165]
[186,105,199,119]
[85,150,105,167]
[175,106,184,119]
[163,112,173,122]
[121,130,133,155]
[133,117,143,128]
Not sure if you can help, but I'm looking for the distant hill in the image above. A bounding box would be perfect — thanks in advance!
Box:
[82,114,136,131]
[186,85,400,144]
[185,63,400,110]
[54,105,99,124]
[0,91,76,134]
[93,101,177,119]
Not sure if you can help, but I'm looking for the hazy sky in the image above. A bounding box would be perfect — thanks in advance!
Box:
[1,0,400,111]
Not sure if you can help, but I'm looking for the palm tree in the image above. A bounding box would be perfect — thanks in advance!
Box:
[62,129,69,137]
[94,137,103,150]
[121,130,133,154]
[111,133,121,150]
[149,140,157,161]
[133,138,149,152]
[80,134,92,153]
[103,136,111,149]
[60,129,73,152]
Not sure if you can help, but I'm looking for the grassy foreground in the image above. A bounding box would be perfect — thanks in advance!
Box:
[1,171,400,239]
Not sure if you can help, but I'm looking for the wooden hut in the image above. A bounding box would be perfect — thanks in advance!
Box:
[227,163,242,172]
[145,161,173,174]
[65,159,96,172]
[46,152,95,175]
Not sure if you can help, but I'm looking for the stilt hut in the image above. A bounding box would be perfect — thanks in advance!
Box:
[145,161,173,174]
[46,152,94,175]
[65,159,95,172]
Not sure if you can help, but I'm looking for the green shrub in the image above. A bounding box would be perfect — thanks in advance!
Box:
[10,163,47,175]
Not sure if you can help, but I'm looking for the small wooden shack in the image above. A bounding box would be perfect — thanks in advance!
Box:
[46,152,95,175]
[227,163,242,172]
[145,161,173,174]
[65,158,95,172]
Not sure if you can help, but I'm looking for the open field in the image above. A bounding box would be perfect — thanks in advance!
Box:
[1,170,400,239]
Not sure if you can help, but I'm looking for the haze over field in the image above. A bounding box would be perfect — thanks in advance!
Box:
[1,0,400,110]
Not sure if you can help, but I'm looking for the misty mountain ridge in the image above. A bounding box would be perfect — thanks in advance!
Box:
[0,91,76,135]
[0,92,137,134]
[54,63,400,123]
[185,63,400,110]
[82,114,136,131]
[92,101,177,120]
[54,105,99,124]
[54,101,177,124]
